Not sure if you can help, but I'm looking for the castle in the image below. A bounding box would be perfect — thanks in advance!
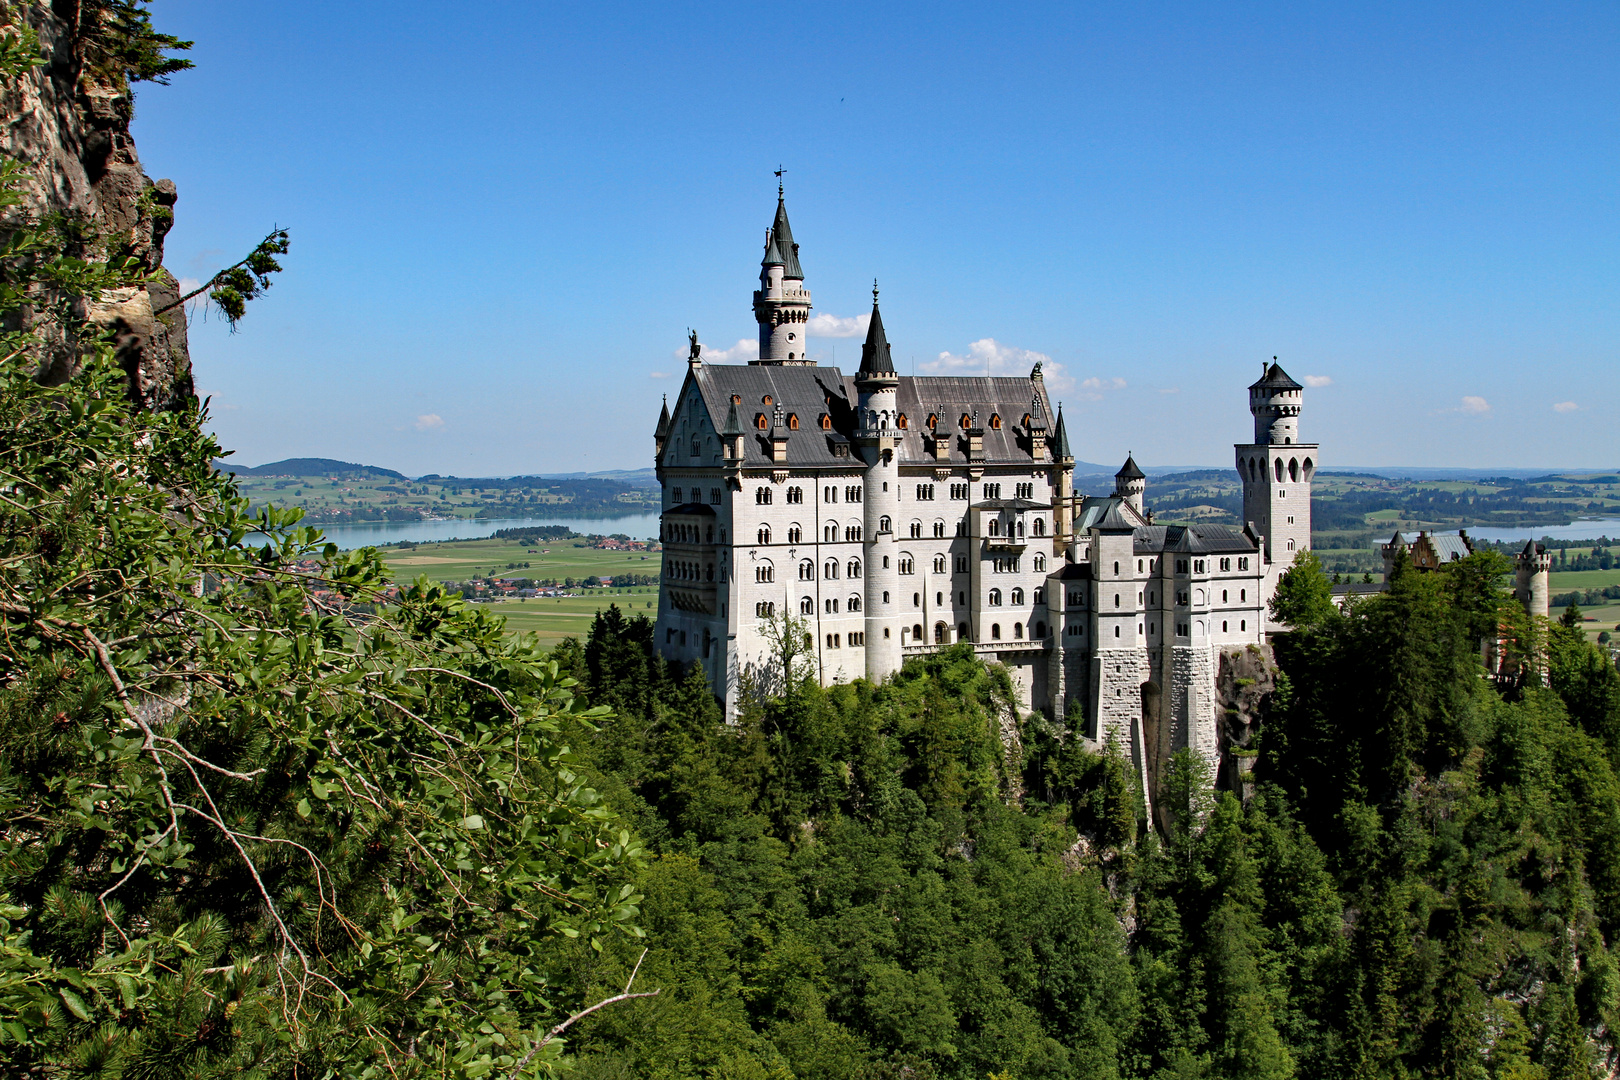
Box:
[651,191,1551,791]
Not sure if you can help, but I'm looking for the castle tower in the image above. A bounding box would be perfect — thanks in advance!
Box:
[1053,405,1074,548]
[1088,503,1147,749]
[856,286,903,681]
[1114,455,1146,516]
[1515,540,1552,622]
[1235,361,1318,608]
[752,186,814,365]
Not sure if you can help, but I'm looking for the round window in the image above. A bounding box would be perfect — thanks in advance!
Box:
[787,332,796,341]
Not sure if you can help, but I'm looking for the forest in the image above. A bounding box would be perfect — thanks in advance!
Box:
[6,5,1620,1078]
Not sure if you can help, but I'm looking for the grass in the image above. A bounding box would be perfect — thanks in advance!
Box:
[376,538,661,585]
[1547,569,1620,590]
[367,537,664,649]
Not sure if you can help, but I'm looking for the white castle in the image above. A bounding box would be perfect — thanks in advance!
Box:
[653,191,1321,788]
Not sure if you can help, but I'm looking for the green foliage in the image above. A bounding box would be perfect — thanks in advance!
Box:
[1267,550,1336,630]
[76,0,195,86]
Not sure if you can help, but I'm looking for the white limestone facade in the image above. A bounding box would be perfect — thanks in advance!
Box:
[654,192,1315,797]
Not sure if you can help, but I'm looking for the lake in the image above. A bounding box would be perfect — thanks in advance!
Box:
[317,513,663,550]
[1454,519,1620,544]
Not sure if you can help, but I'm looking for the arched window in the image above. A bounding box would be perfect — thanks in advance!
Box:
[1289,458,1299,482]
[989,413,1001,429]
[959,622,969,640]
[935,622,949,644]
[845,525,862,542]
[799,559,814,580]
[824,598,839,613]
[913,623,924,640]
[824,522,837,542]
[800,596,813,615]
[909,521,922,539]
[754,601,774,618]
[755,413,768,430]
[787,413,799,430]
[933,554,947,574]
[1275,458,1285,482]
[787,525,802,544]
[1033,553,1046,572]
[1017,519,1025,538]
[731,394,742,405]
[991,623,1001,639]
[847,558,861,578]
[988,589,1002,606]
[1013,622,1023,639]
[761,395,772,407]
[1011,588,1025,605]
[1286,538,1296,551]
[879,515,892,532]
[897,413,908,429]
[1032,518,1045,536]
[819,413,831,430]
[989,519,1000,537]
[824,559,839,579]
[849,594,862,612]
[757,525,770,545]
[1033,587,1043,604]
[755,562,774,583]
[690,436,700,456]
[1303,457,1315,481]
[898,555,915,574]
[1021,413,1032,428]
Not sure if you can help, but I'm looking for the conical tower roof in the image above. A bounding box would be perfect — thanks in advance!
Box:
[1116,454,1145,481]
[1052,406,1072,460]
[772,195,803,279]
[655,395,670,438]
[721,399,743,437]
[761,227,784,268]
[857,286,895,378]
[1250,361,1303,391]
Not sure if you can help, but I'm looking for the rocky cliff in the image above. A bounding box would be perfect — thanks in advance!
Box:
[0,2,190,411]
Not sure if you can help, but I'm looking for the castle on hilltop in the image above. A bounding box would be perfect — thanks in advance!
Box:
[651,190,1527,795]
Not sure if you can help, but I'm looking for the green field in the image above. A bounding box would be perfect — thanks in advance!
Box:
[376,537,660,584]
[369,537,663,648]
[1548,569,1620,590]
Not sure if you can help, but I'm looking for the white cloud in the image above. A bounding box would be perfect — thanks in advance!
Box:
[1458,396,1491,415]
[1303,374,1333,388]
[806,312,871,338]
[1079,376,1128,399]
[178,276,202,295]
[919,338,1077,391]
[1553,401,1579,413]
[672,338,759,363]
[414,413,445,431]
[648,371,671,379]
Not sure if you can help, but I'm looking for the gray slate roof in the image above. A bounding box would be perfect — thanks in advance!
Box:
[686,365,1058,470]
[771,197,803,279]
[1133,523,1259,555]
[1250,362,1303,391]
[1388,530,1474,563]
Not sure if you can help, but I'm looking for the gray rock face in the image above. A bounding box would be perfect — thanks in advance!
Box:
[0,7,191,412]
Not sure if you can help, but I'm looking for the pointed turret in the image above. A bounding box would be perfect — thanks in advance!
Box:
[653,394,671,464]
[721,398,744,462]
[753,184,813,364]
[722,399,742,437]
[772,194,803,279]
[1116,454,1145,481]
[1052,406,1073,462]
[856,284,896,383]
[1114,453,1146,514]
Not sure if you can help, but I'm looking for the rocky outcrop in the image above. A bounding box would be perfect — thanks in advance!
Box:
[1215,643,1281,798]
[0,3,190,411]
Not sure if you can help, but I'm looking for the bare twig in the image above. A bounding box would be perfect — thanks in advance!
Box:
[503,949,657,1080]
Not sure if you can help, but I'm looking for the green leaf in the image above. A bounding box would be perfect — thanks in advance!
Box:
[462,814,485,830]
[58,988,91,1021]
[296,797,312,819]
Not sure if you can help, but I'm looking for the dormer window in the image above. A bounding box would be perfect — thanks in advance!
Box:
[896,413,908,429]
[731,394,741,405]
[960,414,971,429]
[787,413,799,430]
[927,414,938,430]
[819,413,832,430]
[989,414,1002,430]
[755,413,768,430]
[762,395,773,407]
[1021,413,1031,427]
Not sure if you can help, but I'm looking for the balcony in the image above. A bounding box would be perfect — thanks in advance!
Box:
[983,535,1027,551]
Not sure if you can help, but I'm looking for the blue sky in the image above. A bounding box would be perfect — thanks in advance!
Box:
[134,1,1618,475]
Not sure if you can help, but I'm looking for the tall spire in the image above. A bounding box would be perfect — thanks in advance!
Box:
[857,280,895,377]
[771,194,803,279]
[1052,404,1072,461]
[655,394,670,438]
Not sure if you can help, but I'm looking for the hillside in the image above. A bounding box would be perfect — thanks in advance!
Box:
[216,456,407,480]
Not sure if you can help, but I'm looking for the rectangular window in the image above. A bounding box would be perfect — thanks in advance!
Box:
[1219,557,1231,572]
[1238,557,1249,571]
[710,488,722,504]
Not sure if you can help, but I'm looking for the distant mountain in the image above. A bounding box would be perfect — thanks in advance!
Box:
[216,458,409,480]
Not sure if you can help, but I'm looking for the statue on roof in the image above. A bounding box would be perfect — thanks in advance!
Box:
[688,328,701,362]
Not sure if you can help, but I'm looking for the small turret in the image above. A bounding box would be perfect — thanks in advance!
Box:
[1053,404,1075,549]
[1249,359,1304,445]
[752,183,813,364]
[1115,454,1146,515]
[1515,539,1552,622]
[654,394,670,458]
[721,399,745,463]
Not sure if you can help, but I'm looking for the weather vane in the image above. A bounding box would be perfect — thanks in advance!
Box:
[775,165,785,196]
